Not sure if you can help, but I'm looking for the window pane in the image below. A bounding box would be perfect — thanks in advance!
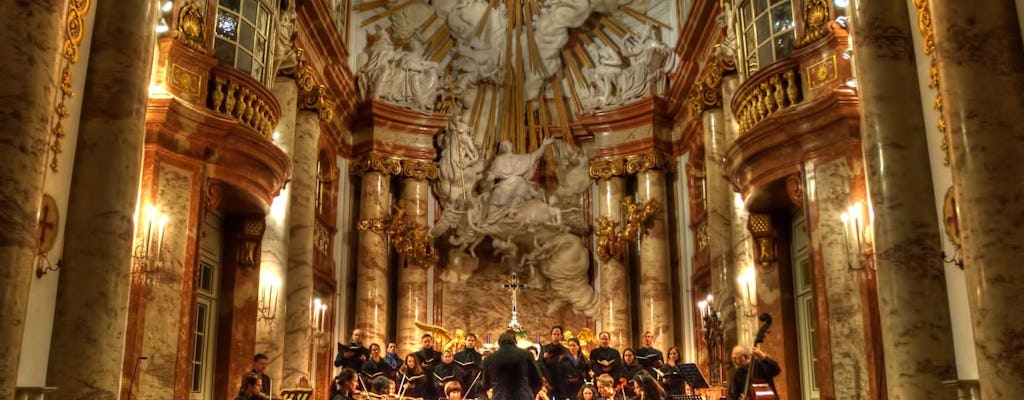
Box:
[774,30,795,59]
[256,36,267,59]
[744,28,757,57]
[215,10,239,40]
[197,304,207,332]
[221,0,240,11]
[214,39,235,66]
[200,264,213,291]
[754,0,768,15]
[240,23,255,51]
[242,0,258,22]
[771,2,794,33]
[742,1,754,27]
[237,52,253,72]
[758,43,773,67]
[193,335,204,362]
[257,7,270,33]
[756,14,770,44]
[252,64,264,81]
[192,364,202,392]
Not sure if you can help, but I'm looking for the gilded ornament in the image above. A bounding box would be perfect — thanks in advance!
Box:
[300,85,335,123]
[807,55,837,90]
[178,1,206,52]
[400,159,440,180]
[350,153,404,176]
[358,205,439,268]
[686,58,737,121]
[912,0,950,166]
[624,150,672,174]
[594,196,660,262]
[49,0,91,172]
[588,158,626,179]
[800,0,829,46]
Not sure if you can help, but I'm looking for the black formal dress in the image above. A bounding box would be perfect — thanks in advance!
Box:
[589,346,622,380]
[482,344,543,400]
[433,361,460,385]
[335,342,371,370]
[634,347,664,372]
[726,357,781,400]
[362,357,397,384]
[561,353,590,399]
[417,348,444,370]
[400,371,439,400]
[541,343,570,400]
[455,348,484,399]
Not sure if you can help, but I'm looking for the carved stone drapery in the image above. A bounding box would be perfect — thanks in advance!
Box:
[589,150,674,179]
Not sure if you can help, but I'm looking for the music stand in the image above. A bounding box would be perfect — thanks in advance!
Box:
[677,363,709,398]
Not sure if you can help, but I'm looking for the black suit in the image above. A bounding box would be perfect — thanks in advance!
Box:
[482,344,543,400]
[726,357,781,400]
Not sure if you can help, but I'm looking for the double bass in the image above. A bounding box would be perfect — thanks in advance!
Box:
[740,313,779,400]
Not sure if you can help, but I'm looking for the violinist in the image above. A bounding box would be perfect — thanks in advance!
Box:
[331,368,361,400]
[575,384,597,400]
[631,373,666,400]
[594,374,615,400]
[726,346,780,400]
[236,372,269,400]
[445,381,464,400]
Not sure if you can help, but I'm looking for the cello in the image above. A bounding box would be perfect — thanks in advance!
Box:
[739,313,779,400]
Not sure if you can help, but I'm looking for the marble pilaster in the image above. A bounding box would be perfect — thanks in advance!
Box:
[701,108,738,350]
[728,193,756,346]
[258,76,299,392]
[46,1,157,399]
[635,169,675,351]
[354,170,392,349]
[805,157,870,400]
[0,3,65,396]
[395,177,430,355]
[282,110,322,387]
[851,1,957,397]
[596,176,631,348]
[929,1,1024,398]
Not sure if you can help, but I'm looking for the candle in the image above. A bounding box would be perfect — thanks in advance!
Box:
[144,206,155,257]
[841,212,852,261]
[156,215,168,261]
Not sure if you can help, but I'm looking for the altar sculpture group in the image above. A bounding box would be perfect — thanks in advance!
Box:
[322,327,693,400]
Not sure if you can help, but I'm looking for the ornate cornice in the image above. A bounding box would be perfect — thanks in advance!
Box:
[349,152,439,180]
[589,149,674,179]
[686,57,738,121]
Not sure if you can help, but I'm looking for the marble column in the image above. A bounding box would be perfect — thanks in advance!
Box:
[635,168,675,351]
[258,76,298,392]
[596,176,632,348]
[805,157,870,400]
[354,169,392,349]
[929,1,1024,398]
[701,108,738,350]
[395,176,430,355]
[47,1,157,399]
[850,1,957,397]
[0,3,65,396]
[282,109,321,387]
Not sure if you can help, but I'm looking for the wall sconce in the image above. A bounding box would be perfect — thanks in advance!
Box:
[840,202,875,271]
[737,269,758,317]
[133,205,169,286]
[258,273,281,324]
[697,294,725,385]
[747,214,777,273]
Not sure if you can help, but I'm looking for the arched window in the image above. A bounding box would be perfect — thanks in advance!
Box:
[214,0,275,82]
[738,0,796,76]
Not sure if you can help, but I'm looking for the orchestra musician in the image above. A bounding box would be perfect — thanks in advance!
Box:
[575,384,597,400]
[594,374,615,400]
[236,372,270,400]
[726,345,780,400]
[632,372,667,400]
[445,381,464,400]
[331,368,361,400]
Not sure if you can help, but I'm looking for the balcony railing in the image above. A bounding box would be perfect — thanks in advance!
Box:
[207,65,280,138]
[733,59,802,133]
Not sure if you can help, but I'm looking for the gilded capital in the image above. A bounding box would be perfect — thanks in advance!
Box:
[400,159,440,181]
[349,152,403,176]
[589,158,626,179]
[299,85,334,122]
[686,58,737,121]
[624,150,674,174]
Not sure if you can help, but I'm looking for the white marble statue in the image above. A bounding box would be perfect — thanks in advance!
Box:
[430,135,599,317]
[372,39,441,112]
[715,1,739,63]
[584,42,623,109]
[356,27,398,100]
[618,24,673,100]
[272,0,298,77]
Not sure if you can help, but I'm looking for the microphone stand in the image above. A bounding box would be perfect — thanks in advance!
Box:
[127,356,148,400]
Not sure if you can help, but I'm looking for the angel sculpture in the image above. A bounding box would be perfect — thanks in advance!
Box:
[414,320,468,354]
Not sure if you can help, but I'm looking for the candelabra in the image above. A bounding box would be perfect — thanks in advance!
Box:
[132,206,169,286]
[258,273,281,324]
[697,295,725,385]
[840,202,875,272]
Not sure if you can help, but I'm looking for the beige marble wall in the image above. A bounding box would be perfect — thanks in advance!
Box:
[0,3,69,395]
[635,169,675,351]
[850,0,957,397]
[354,171,392,348]
[282,110,322,387]
[395,177,430,355]
[805,157,870,400]
[596,177,632,348]
[929,1,1024,398]
[47,1,157,398]
[137,161,201,400]
[257,76,299,391]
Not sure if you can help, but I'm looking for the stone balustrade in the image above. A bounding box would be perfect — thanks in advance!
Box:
[733,59,802,133]
[207,65,281,138]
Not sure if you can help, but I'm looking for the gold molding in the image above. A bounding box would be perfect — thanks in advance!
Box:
[49,0,91,172]
[349,153,439,180]
[800,0,830,46]
[686,58,738,121]
[400,159,440,180]
[595,196,660,262]
[912,0,951,166]
[358,205,439,268]
[589,150,674,179]
[178,1,206,53]
[806,55,838,90]
[299,85,335,122]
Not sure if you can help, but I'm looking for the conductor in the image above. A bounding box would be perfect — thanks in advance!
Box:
[482,330,544,400]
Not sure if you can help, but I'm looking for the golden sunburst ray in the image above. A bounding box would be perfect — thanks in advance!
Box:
[354,0,387,12]
[360,0,418,27]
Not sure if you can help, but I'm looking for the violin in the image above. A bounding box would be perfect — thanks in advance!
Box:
[739,314,778,400]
